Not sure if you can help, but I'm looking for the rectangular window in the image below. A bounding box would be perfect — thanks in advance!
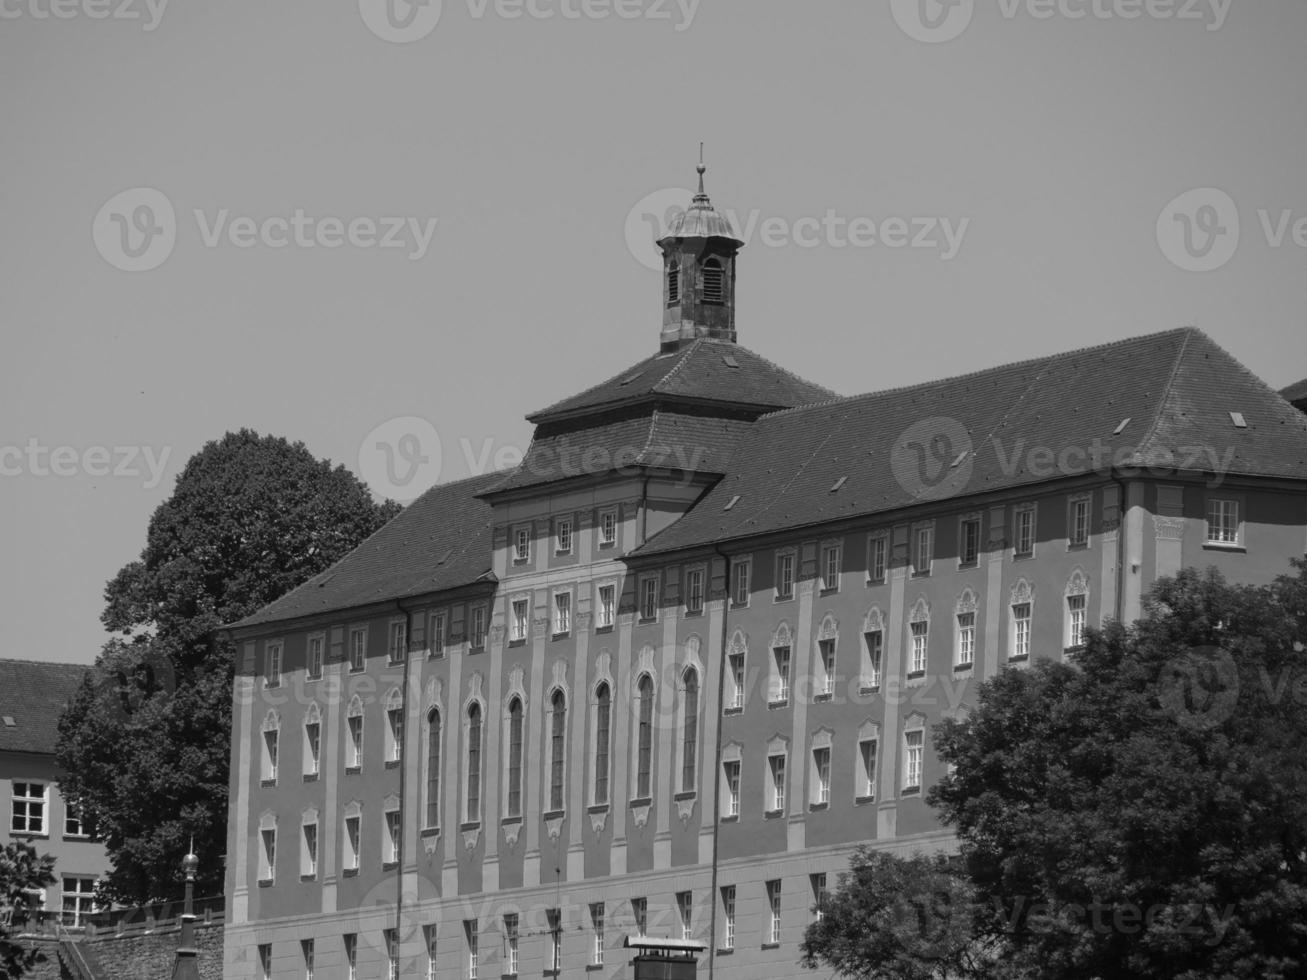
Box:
[599,509,617,547]
[11,782,46,835]
[868,534,887,584]
[431,613,447,658]
[862,631,883,691]
[724,760,740,817]
[385,928,399,980]
[597,584,615,629]
[465,920,478,980]
[776,552,795,600]
[955,612,975,668]
[547,909,561,973]
[388,706,404,763]
[60,876,96,927]
[910,621,928,675]
[259,826,276,883]
[386,809,401,864]
[259,944,272,980]
[1067,594,1087,648]
[307,635,324,680]
[345,815,361,871]
[640,575,659,622]
[677,891,693,941]
[265,641,282,688]
[772,647,791,703]
[590,903,605,966]
[344,935,357,980]
[1014,505,1036,558]
[1206,498,1240,544]
[64,799,86,838]
[728,652,745,710]
[904,730,924,792]
[514,527,531,563]
[553,592,571,636]
[768,754,786,812]
[470,606,486,649]
[263,729,279,783]
[301,821,318,877]
[555,517,573,555]
[1069,497,1090,547]
[766,880,782,945]
[912,526,933,576]
[686,568,704,614]
[347,713,363,770]
[632,897,648,938]
[302,939,314,980]
[732,559,751,607]
[817,639,835,698]
[960,517,980,566]
[511,598,528,642]
[812,747,831,806]
[1012,602,1032,660]
[858,738,877,800]
[425,925,438,980]
[349,627,366,672]
[503,914,519,975]
[721,886,736,950]
[389,621,407,664]
[811,873,828,922]
[821,543,841,591]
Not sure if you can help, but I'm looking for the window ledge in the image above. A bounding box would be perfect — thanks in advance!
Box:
[1067,541,1090,551]
[809,802,829,812]
[1008,654,1030,664]
[1203,542,1245,553]
[859,685,880,696]
[421,827,441,839]
[901,786,921,796]
[684,609,704,618]
[513,558,530,566]
[957,560,978,570]
[1013,552,1034,561]
[552,632,571,641]
[638,617,657,626]
[673,791,696,802]
[257,879,274,888]
[385,760,401,770]
[629,797,652,809]
[595,625,614,634]
[598,541,615,550]
[470,646,486,655]
[911,570,931,579]
[716,948,734,956]
[544,970,560,978]
[773,594,794,604]
[342,868,358,878]
[719,814,739,824]
[260,779,277,788]
[814,692,832,703]
[767,699,789,710]
[300,874,317,882]
[953,663,974,673]
[501,816,523,827]
[819,586,839,597]
[302,773,319,783]
[264,681,281,690]
[509,639,526,649]
[306,674,322,684]
[543,810,565,821]
[460,821,481,832]
[730,601,750,610]
[1064,644,1087,654]
[586,963,605,971]
[906,670,925,680]
[854,795,875,806]
[349,666,365,675]
[761,942,780,951]
[723,706,743,716]
[345,766,361,776]
[763,808,783,820]
[382,861,398,872]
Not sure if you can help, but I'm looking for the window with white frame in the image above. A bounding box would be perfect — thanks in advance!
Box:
[555,516,573,555]
[1069,494,1091,547]
[909,621,928,676]
[431,612,447,658]
[1206,498,1240,544]
[258,820,277,882]
[775,551,795,600]
[307,634,324,680]
[301,817,318,877]
[60,876,96,926]
[1011,600,1032,660]
[732,558,751,607]
[466,703,483,823]
[593,682,611,806]
[955,611,976,668]
[632,897,647,937]
[261,713,280,783]
[63,797,86,838]
[811,742,832,806]
[465,920,478,980]
[506,697,524,818]
[768,751,786,812]
[861,624,883,691]
[677,891,693,941]
[903,729,924,792]
[426,709,442,829]
[723,758,741,817]
[503,914,519,975]
[857,736,877,801]
[816,637,836,698]
[912,524,933,576]
[385,928,399,980]
[303,939,314,980]
[386,690,404,764]
[349,627,366,672]
[639,575,659,621]
[344,934,358,980]
[547,909,562,973]
[470,605,487,649]
[548,690,567,812]
[635,675,654,799]
[727,642,746,711]
[346,699,364,770]
[959,516,981,566]
[1067,594,1087,648]
[343,809,361,871]
[425,926,438,980]
[514,526,531,563]
[867,533,888,584]
[772,644,791,704]
[685,567,705,614]
[389,621,407,664]
[11,781,47,834]
[766,880,782,944]
[511,599,529,642]
[811,873,829,922]
[590,903,605,965]
[721,886,736,950]
[599,509,617,548]
[265,641,282,688]
[1014,504,1036,558]
[385,807,401,864]
[821,542,841,591]
[680,668,699,793]
[258,944,272,980]
[553,592,572,636]
[597,584,615,629]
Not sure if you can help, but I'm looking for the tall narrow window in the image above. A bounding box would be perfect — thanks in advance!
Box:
[265,641,282,688]
[904,730,924,792]
[386,694,404,764]
[599,509,617,547]
[685,568,704,614]
[766,880,782,945]
[721,886,736,950]
[590,903,605,966]
[811,874,828,922]
[597,585,615,629]
[640,576,659,621]
[732,559,751,607]
[728,649,745,710]
[594,683,611,805]
[632,897,647,937]
[1011,602,1032,660]
[426,709,441,829]
[344,935,357,980]
[466,704,482,823]
[857,738,877,800]
[548,909,562,973]
[681,669,699,792]
[862,630,883,691]
[389,621,407,664]
[304,705,321,777]
[1069,496,1090,547]
[636,675,654,799]
[554,592,571,636]
[507,698,524,818]
[702,256,724,303]
[259,945,272,980]
[723,760,741,816]
[385,808,401,864]
[347,701,364,770]
[344,814,361,871]
[385,928,398,980]
[955,612,975,668]
[259,825,276,883]
[910,621,928,675]
[772,646,791,703]
[776,553,795,600]
[262,716,279,784]
[303,937,315,978]
[431,612,447,658]
[960,516,981,566]
[812,747,831,806]
[349,628,366,672]
[913,526,933,576]
[768,753,786,812]
[817,639,835,698]
[868,534,887,584]
[555,517,573,555]
[677,891,693,940]
[821,543,841,591]
[307,635,324,680]
[1067,594,1087,648]
[425,925,438,980]
[1014,505,1036,558]
[503,914,519,976]
[470,605,486,649]
[514,526,531,563]
[301,820,318,878]
[667,260,680,305]
[466,920,478,980]
[511,599,528,642]
[549,691,567,813]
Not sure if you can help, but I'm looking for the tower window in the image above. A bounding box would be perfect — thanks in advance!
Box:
[702,257,724,303]
[667,261,680,305]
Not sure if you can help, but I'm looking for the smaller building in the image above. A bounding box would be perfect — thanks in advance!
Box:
[0,658,111,926]
[1282,379,1307,415]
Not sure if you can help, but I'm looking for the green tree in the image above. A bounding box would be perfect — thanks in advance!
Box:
[56,430,400,904]
[0,843,56,980]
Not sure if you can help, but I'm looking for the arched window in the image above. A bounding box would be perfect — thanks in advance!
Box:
[507,697,524,819]
[466,704,482,823]
[681,668,699,792]
[593,682,611,805]
[702,257,724,303]
[667,260,680,305]
[549,691,567,812]
[636,675,654,799]
[425,708,441,829]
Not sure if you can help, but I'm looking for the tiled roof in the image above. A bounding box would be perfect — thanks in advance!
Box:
[484,411,756,494]
[633,328,1307,556]
[1282,378,1307,408]
[230,471,505,630]
[0,659,90,756]
[527,339,834,423]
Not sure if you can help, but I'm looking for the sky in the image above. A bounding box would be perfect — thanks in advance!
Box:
[1,0,1304,665]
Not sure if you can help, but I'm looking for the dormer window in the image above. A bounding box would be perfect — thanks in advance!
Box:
[702,257,724,304]
[667,261,680,305]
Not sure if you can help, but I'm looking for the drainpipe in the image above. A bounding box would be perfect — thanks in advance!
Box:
[1109,473,1129,624]
[393,600,417,952]
[706,546,733,980]
[639,477,651,544]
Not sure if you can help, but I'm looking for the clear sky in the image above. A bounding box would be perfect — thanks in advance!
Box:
[2,0,1304,665]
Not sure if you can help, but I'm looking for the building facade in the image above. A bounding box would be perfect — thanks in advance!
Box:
[0,659,111,927]
[222,171,1307,980]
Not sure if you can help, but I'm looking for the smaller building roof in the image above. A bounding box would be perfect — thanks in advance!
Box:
[1281,378,1307,410]
[0,659,90,756]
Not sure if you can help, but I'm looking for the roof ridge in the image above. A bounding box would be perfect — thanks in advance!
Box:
[728,341,838,400]
[1132,327,1197,462]
[529,348,670,419]
[651,342,700,393]
[0,658,91,669]
[759,326,1196,421]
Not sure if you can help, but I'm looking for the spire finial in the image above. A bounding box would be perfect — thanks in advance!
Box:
[693,143,709,206]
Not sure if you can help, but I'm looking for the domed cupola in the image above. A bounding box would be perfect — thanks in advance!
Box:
[656,156,744,352]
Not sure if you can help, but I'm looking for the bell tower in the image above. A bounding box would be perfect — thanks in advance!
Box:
[656,155,744,352]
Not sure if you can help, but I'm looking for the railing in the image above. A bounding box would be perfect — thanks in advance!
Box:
[55,920,100,980]
[14,896,225,939]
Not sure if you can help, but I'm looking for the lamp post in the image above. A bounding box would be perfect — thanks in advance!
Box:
[170,843,201,980]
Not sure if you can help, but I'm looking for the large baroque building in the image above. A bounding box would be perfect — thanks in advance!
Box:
[222,169,1307,979]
